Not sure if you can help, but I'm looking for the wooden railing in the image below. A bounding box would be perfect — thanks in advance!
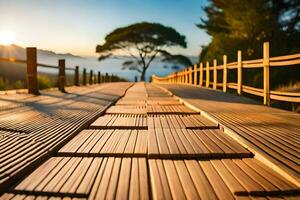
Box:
[0,47,117,94]
[152,42,300,105]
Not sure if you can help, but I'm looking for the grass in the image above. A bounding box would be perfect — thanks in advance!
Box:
[275,81,300,92]
[37,75,54,89]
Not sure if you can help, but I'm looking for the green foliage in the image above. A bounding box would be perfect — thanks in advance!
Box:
[0,77,8,90]
[197,0,300,88]
[38,75,53,89]
[14,80,24,89]
[96,22,191,81]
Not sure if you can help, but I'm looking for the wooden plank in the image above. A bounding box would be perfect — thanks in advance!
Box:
[147,114,218,129]
[148,128,251,159]
[58,129,147,157]
[106,105,147,114]
[90,114,147,129]
[147,105,199,114]
[185,160,218,200]
[199,161,235,200]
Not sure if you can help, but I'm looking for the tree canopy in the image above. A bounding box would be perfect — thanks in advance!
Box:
[197,0,300,88]
[96,22,192,81]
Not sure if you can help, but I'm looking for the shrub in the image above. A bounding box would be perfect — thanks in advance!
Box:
[38,75,53,89]
[0,77,8,90]
[14,80,24,89]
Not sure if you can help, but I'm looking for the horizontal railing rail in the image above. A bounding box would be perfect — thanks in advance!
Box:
[0,47,117,94]
[152,42,300,104]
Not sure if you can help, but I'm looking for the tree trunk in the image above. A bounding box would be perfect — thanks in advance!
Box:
[140,66,146,81]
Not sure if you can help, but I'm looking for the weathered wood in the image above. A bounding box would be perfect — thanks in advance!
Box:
[75,66,79,86]
[206,61,210,88]
[263,42,270,106]
[58,59,66,92]
[26,47,39,95]
[189,66,193,84]
[199,62,203,86]
[223,55,227,92]
[98,71,101,84]
[83,68,87,85]
[213,59,217,90]
[193,64,198,85]
[89,70,93,85]
[237,50,242,95]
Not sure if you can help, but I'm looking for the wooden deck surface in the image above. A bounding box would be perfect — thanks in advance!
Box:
[157,84,300,186]
[0,82,132,191]
[0,82,299,199]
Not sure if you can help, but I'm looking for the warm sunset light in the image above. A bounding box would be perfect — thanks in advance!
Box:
[0,30,15,46]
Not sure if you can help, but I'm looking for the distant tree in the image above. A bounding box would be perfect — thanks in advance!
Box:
[96,22,192,81]
[197,0,300,87]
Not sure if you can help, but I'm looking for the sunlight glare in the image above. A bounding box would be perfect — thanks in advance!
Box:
[0,30,16,46]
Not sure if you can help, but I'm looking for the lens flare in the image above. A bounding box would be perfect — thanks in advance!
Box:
[0,30,15,46]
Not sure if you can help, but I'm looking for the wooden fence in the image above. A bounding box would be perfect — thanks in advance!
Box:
[0,47,117,94]
[152,42,300,105]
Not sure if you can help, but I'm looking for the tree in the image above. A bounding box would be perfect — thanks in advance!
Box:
[197,0,300,87]
[96,22,192,81]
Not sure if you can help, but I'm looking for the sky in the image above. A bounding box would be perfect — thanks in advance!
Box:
[0,0,210,57]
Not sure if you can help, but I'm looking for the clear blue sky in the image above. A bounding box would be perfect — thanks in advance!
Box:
[0,0,210,57]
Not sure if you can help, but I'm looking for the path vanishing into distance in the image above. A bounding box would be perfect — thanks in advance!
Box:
[0,82,299,199]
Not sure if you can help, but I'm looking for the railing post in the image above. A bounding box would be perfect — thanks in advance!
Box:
[94,74,97,84]
[75,66,79,86]
[180,71,182,83]
[199,62,203,86]
[105,73,108,82]
[193,64,198,85]
[83,68,86,85]
[237,50,242,95]
[185,69,188,84]
[223,55,227,92]
[26,47,39,95]
[263,42,270,106]
[213,59,217,90]
[58,59,66,92]
[98,72,101,84]
[89,70,93,85]
[189,67,193,84]
[206,61,210,88]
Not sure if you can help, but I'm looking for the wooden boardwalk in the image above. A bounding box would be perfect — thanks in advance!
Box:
[0,82,299,199]
[0,83,132,191]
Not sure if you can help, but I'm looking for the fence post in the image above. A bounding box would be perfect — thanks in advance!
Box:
[58,59,66,92]
[263,42,270,106]
[105,73,108,82]
[180,71,182,83]
[188,67,192,84]
[98,72,101,83]
[199,62,203,86]
[89,70,93,85]
[206,62,210,88]
[193,64,198,85]
[237,50,242,95]
[213,59,217,90]
[26,47,39,95]
[83,68,86,85]
[74,66,79,86]
[223,55,227,92]
[94,74,97,84]
[184,69,188,84]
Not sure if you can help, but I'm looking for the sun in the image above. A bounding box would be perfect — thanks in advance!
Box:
[0,30,15,46]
